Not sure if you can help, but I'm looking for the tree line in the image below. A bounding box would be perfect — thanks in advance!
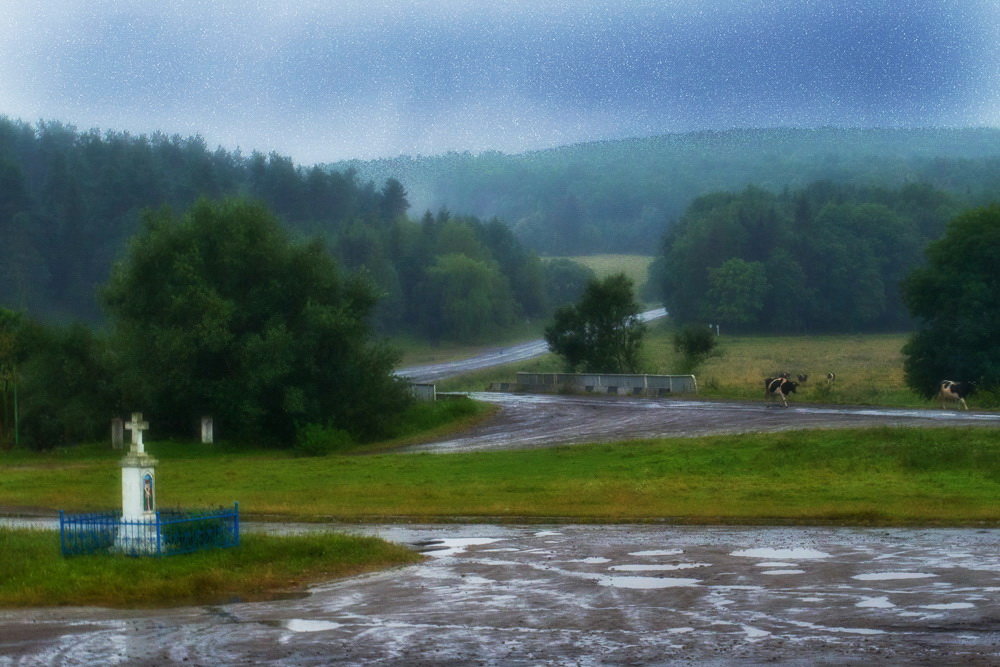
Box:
[338,127,1000,255]
[654,181,964,333]
[0,117,593,337]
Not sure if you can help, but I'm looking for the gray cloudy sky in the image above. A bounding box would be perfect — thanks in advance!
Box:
[2,0,998,164]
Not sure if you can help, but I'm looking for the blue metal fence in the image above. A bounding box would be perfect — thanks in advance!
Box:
[59,503,240,557]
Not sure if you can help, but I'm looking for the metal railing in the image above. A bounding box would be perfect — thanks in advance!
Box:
[59,503,240,557]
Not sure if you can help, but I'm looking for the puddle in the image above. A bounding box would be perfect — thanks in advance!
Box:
[596,575,701,589]
[742,625,770,639]
[609,563,711,572]
[424,538,502,558]
[629,549,684,557]
[755,562,798,567]
[565,557,611,564]
[731,548,831,559]
[920,603,975,610]
[283,619,342,633]
[761,569,805,575]
[857,596,895,609]
[852,572,938,581]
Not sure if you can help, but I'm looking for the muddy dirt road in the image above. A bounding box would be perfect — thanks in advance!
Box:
[402,391,1000,453]
[2,524,997,665]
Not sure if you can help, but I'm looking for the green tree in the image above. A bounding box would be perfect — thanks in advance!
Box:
[542,258,596,308]
[544,274,646,373]
[672,323,718,373]
[418,254,516,342]
[16,321,117,450]
[701,258,770,331]
[901,205,1000,397]
[103,198,411,444]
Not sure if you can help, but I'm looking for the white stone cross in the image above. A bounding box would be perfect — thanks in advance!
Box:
[125,412,149,454]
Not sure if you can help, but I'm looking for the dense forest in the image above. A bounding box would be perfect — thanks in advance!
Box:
[337,128,1000,254]
[654,182,962,333]
[0,118,589,339]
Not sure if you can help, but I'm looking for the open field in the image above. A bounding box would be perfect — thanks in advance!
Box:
[2,428,997,525]
[0,529,421,608]
[557,254,654,290]
[644,328,926,406]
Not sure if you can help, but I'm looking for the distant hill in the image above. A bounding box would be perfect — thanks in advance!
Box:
[331,127,1000,254]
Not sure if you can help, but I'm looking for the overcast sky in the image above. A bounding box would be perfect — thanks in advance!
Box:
[2,1,998,164]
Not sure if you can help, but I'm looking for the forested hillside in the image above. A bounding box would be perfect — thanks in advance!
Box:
[655,182,962,333]
[335,128,1000,254]
[0,118,583,339]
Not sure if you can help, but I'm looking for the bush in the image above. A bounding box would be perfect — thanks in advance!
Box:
[672,323,719,373]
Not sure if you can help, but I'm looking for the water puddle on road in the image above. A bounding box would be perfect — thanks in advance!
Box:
[609,563,711,572]
[852,572,938,581]
[596,575,702,589]
[283,619,342,633]
[731,547,831,559]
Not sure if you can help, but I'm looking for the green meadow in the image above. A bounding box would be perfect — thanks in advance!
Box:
[0,529,421,608]
[3,427,997,525]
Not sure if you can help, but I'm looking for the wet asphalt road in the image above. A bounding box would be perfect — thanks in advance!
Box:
[401,391,1000,453]
[1,524,998,665]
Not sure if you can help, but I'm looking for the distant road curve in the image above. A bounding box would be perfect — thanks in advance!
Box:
[396,307,667,384]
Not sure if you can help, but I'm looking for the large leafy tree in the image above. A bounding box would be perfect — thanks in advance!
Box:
[545,274,646,373]
[418,253,516,343]
[103,198,411,444]
[701,258,769,331]
[902,205,1000,397]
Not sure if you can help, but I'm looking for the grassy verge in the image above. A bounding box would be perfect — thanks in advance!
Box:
[0,529,421,608]
[3,427,997,525]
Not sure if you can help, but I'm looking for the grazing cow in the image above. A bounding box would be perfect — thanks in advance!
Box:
[826,372,836,384]
[764,376,798,407]
[797,374,808,383]
[938,380,973,410]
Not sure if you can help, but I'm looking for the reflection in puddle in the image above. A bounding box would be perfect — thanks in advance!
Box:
[284,619,342,633]
[425,538,502,558]
[852,572,938,581]
[731,548,831,560]
[609,563,711,572]
[629,549,684,557]
[596,575,701,589]
[856,596,895,608]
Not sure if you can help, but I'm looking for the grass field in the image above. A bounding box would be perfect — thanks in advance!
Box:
[557,254,655,291]
[643,327,922,406]
[2,427,997,525]
[0,529,421,608]
[439,326,931,407]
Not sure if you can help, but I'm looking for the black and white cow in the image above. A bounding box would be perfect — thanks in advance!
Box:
[826,372,836,385]
[938,380,973,410]
[764,376,798,407]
